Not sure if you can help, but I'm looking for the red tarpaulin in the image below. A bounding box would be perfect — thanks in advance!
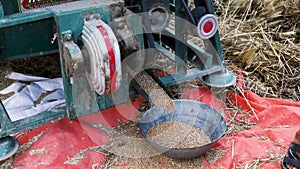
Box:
[11,88,300,168]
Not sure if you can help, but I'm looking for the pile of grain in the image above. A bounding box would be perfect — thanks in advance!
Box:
[147,121,211,149]
[134,71,175,112]
[101,121,225,169]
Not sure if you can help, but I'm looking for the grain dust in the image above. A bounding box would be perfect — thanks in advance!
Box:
[134,71,175,113]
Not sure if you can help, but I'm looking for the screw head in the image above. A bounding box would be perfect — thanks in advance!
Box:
[93,14,101,20]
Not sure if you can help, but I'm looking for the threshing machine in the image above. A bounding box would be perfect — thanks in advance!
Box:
[0,0,236,160]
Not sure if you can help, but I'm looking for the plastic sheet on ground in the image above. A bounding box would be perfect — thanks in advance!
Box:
[5,87,300,168]
[0,72,65,122]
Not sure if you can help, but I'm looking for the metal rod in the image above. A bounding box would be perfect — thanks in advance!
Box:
[203,0,225,68]
[175,0,188,74]
[179,0,196,25]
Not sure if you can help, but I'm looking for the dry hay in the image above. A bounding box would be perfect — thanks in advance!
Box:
[216,0,300,101]
[224,98,256,135]
[214,0,300,167]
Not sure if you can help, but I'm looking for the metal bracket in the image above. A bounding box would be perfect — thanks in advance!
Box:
[61,30,83,78]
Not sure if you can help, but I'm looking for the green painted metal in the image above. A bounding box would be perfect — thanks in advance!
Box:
[52,2,119,119]
[126,13,145,51]
[0,11,53,27]
[0,0,19,15]
[193,0,224,64]
[0,99,66,138]
[166,0,236,87]
[0,1,236,161]
[0,18,58,60]
[0,101,13,132]
[175,0,188,74]
[0,10,56,60]
[0,3,4,19]
[193,0,236,87]
[1,109,66,138]
[204,0,224,64]
[0,0,131,138]
[0,1,116,60]
[60,38,93,119]
[154,42,222,86]
[158,67,221,86]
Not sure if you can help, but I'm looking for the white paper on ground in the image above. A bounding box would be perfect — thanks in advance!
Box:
[0,72,65,122]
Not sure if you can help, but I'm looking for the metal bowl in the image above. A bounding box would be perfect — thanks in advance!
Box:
[139,99,226,159]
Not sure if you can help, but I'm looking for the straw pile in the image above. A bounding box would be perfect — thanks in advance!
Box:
[215,1,300,167]
[216,0,300,101]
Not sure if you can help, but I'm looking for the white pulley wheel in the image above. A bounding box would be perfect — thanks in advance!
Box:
[82,30,105,95]
[82,16,122,94]
[82,20,107,95]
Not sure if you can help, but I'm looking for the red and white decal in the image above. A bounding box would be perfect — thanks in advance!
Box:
[96,20,122,93]
[97,25,118,93]
[197,14,218,39]
[82,16,122,95]
[19,0,76,12]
